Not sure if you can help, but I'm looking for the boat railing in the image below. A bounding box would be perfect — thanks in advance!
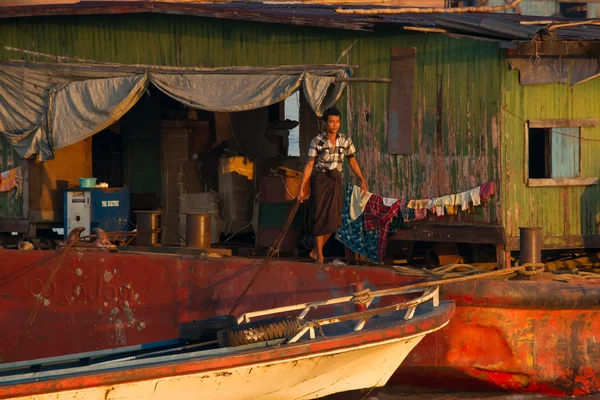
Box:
[237,286,440,344]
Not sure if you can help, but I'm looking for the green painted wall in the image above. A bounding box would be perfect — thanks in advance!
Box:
[0,14,501,226]
[502,62,600,240]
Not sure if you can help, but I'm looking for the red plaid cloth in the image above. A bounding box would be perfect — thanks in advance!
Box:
[363,195,400,260]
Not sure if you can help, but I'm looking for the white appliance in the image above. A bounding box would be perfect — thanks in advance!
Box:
[65,190,91,236]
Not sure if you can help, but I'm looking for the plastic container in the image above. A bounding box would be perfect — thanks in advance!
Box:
[79,177,97,188]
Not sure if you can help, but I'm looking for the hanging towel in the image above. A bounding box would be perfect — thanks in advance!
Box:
[446,205,459,215]
[382,197,397,207]
[456,187,481,211]
[480,181,495,200]
[0,167,20,193]
[407,199,430,221]
[349,184,372,221]
[337,185,381,263]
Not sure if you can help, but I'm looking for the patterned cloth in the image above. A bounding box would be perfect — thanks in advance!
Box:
[363,194,400,260]
[336,185,380,263]
[0,167,20,193]
[308,132,356,172]
[480,181,495,200]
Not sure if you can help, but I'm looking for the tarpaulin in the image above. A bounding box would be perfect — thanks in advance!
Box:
[0,61,349,160]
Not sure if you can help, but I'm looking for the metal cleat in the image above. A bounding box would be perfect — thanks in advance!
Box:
[58,227,116,250]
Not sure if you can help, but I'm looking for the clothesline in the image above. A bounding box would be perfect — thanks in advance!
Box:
[336,181,495,263]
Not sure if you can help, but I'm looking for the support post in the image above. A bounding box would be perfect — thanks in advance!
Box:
[351,282,367,312]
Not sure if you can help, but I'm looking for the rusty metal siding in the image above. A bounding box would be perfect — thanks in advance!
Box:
[501,61,600,240]
[0,14,501,226]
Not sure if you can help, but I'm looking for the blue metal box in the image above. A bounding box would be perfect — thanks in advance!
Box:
[63,187,130,239]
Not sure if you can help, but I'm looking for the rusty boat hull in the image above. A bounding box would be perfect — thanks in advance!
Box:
[395,277,600,396]
[1,248,599,396]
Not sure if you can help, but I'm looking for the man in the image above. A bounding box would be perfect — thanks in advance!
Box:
[296,107,368,264]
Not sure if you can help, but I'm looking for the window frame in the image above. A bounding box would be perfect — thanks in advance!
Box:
[524,119,598,187]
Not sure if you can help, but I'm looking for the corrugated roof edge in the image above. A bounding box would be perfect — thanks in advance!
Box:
[0,1,598,41]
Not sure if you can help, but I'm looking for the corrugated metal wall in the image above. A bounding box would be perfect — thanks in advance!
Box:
[343,33,501,225]
[502,63,600,240]
[0,14,501,225]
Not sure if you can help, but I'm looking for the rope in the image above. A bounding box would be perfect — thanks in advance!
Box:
[353,263,545,305]
[229,199,302,315]
[552,271,600,282]
[336,0,521,14]
[502,105,600,143]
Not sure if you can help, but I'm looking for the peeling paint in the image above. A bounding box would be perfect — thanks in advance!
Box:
[114,319,126,346]
[104,270,114,282]
[74,268,82,276]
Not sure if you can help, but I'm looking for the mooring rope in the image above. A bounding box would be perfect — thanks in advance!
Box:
[352,263,546,305]
[229,199,302,315]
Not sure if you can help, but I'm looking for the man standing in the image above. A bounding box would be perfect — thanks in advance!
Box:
[296,107,368,264]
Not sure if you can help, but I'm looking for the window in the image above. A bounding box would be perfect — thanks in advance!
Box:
[525,119,598,187]
[559,2,587,18]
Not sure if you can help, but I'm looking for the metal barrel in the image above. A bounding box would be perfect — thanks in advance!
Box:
[134,210,164,246]
[519,227,542,264]
[186,213,211,249]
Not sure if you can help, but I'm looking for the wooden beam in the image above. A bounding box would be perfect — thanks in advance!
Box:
[0,219,29,233]
[389,224,506,245]
[527,178,598,187]
[506,235,600,251]
[528,119,598,128]
[336,77,391,83]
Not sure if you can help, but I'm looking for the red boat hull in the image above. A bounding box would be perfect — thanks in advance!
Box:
[1,249,599,396]
[0,249,418,363]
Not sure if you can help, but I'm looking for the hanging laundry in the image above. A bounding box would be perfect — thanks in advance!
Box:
[480,181,495,200]
[407,199,430,221]
[349,184,372,221]
[382,197,397,207]
[336,185,381,263]
[0,167,20,193]
[446,205,459,215]
[432,195,456,217]
[400,199,415,222]
[455,186,481,211]
[363,194,400,261]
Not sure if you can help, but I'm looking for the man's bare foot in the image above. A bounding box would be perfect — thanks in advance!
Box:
[309,248,317,261]
[316,257,324,265]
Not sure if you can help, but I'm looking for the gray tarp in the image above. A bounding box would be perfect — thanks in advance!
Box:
[0,62,349,161]
[571,58,600,86]
[509,57,600,86]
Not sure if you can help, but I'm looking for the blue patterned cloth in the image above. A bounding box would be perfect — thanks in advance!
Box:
[336,184,381,263]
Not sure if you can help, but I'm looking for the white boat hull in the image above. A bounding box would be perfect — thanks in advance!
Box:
[14,331,436,400]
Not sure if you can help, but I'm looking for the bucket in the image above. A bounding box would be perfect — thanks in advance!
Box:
[79,177,97,188]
